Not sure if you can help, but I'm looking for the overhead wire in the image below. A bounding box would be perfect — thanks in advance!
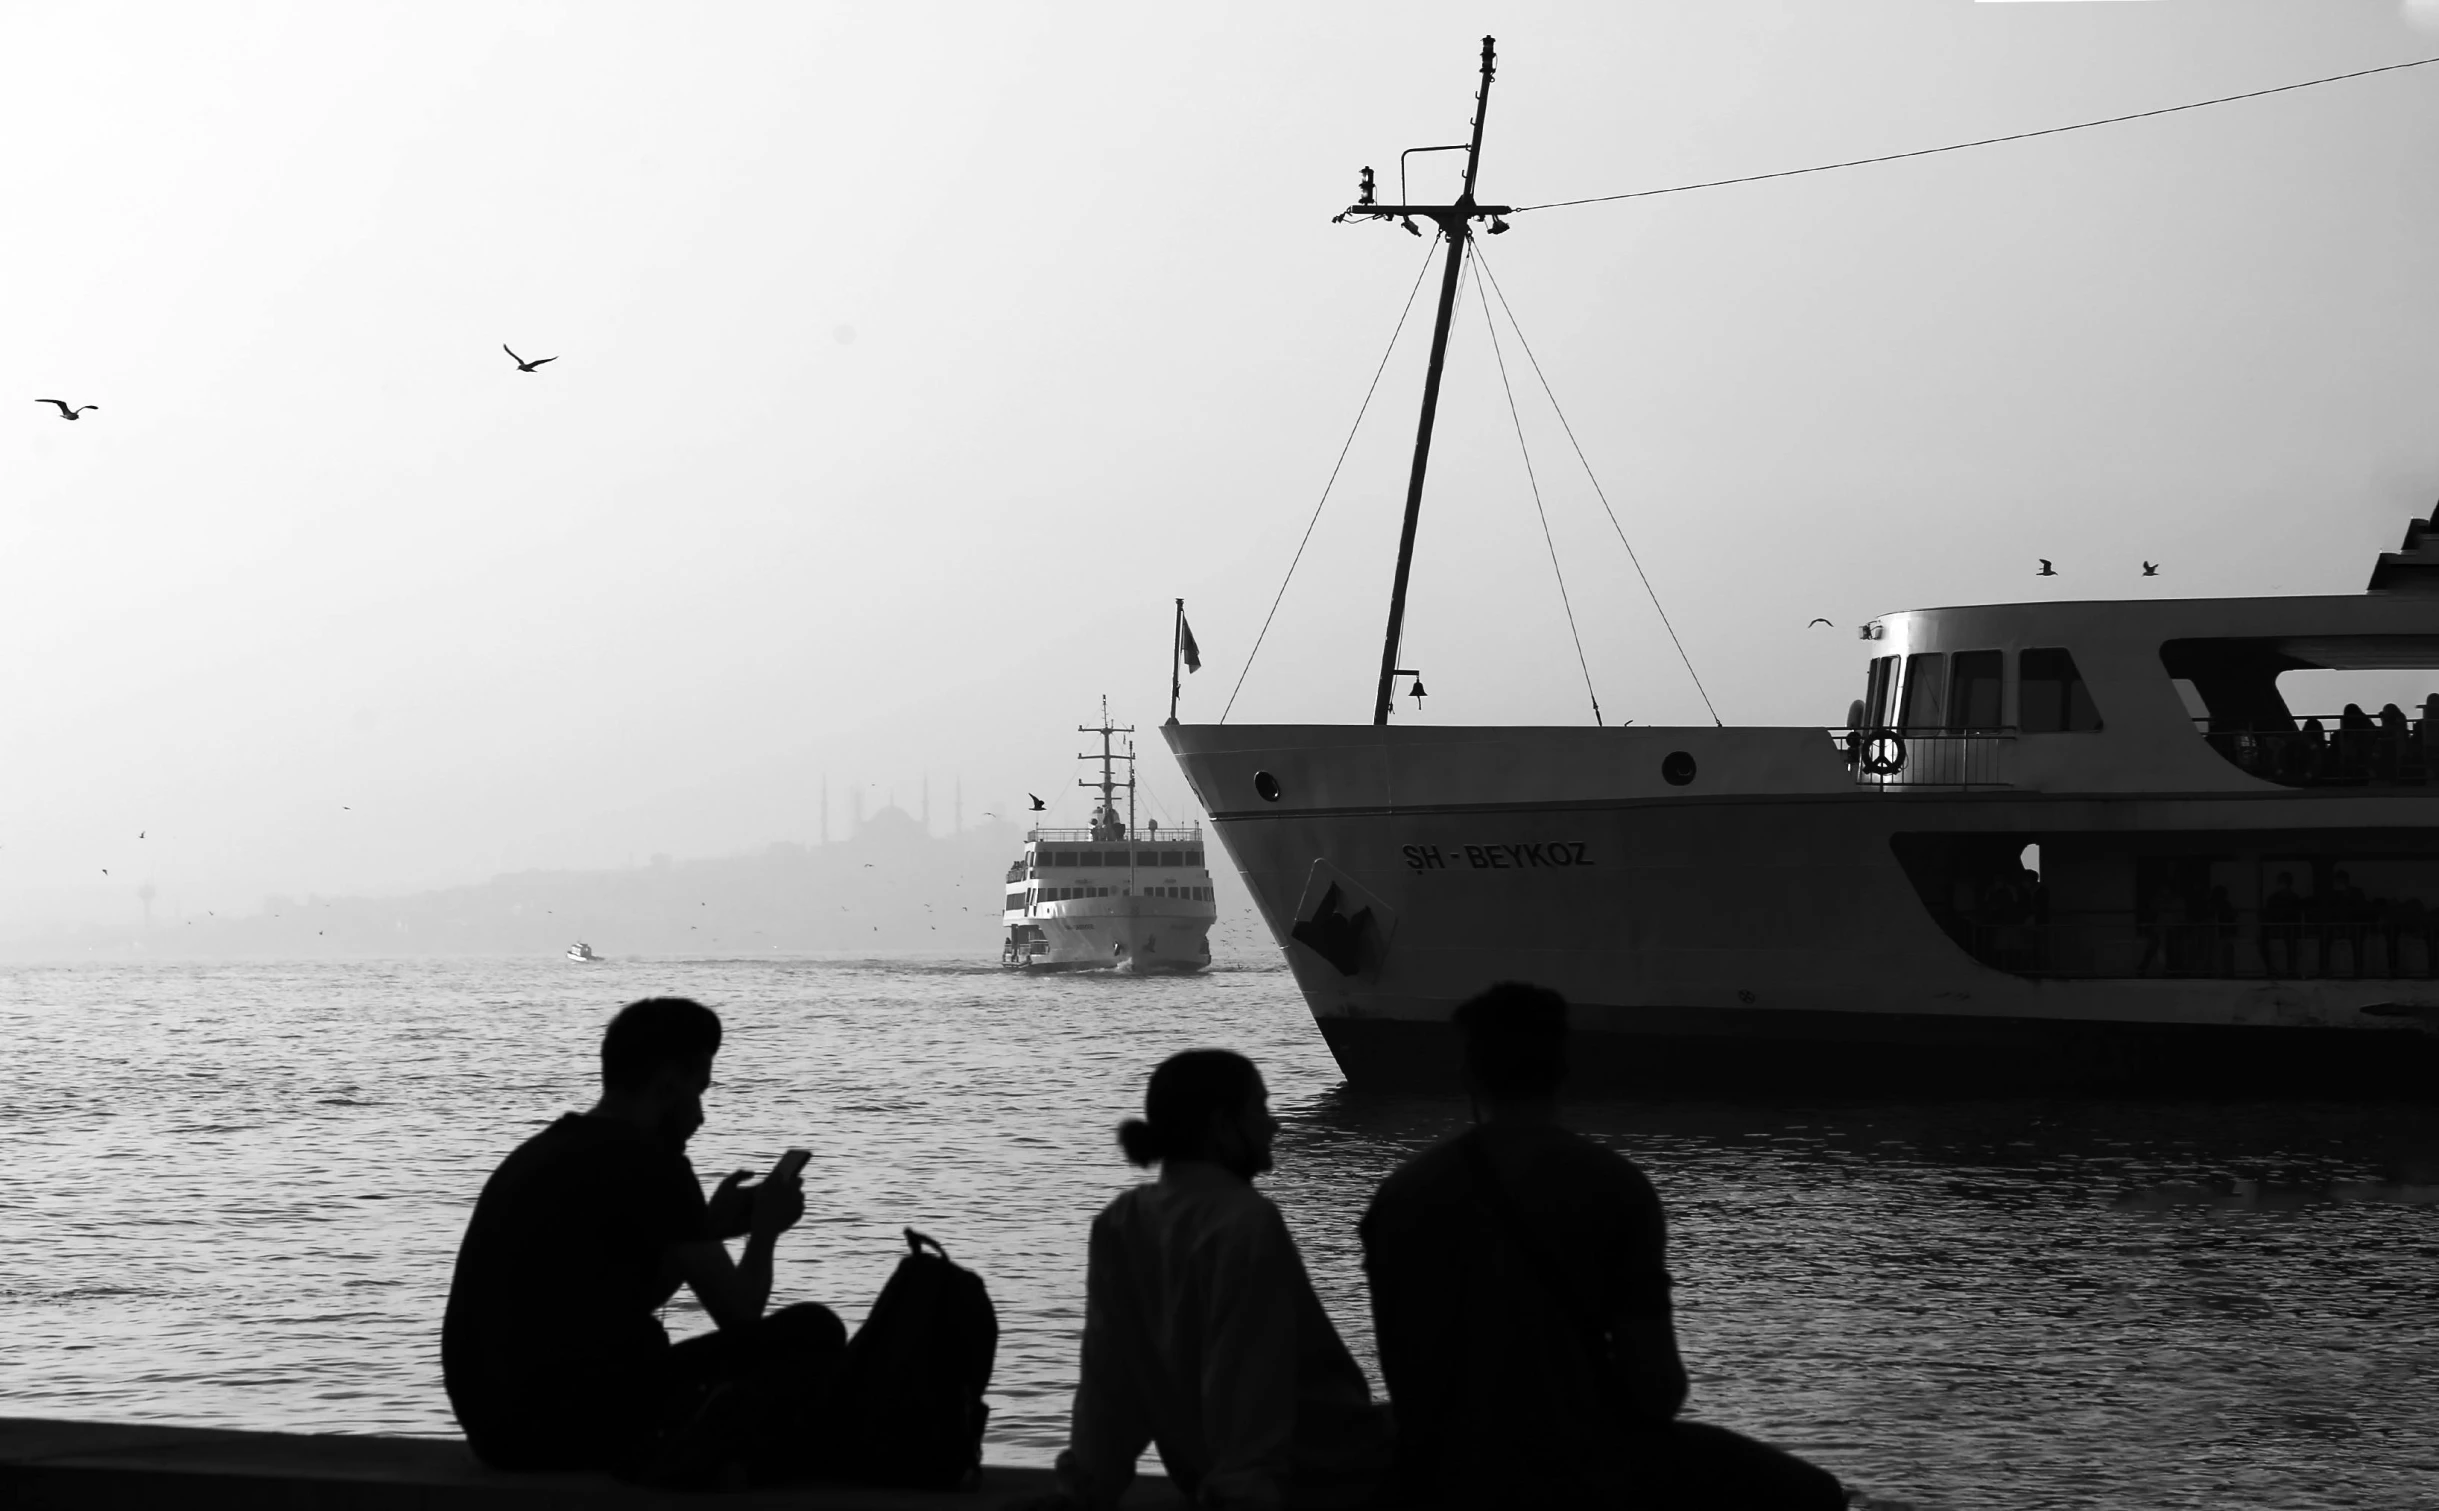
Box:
[1222,233,1443,723]
[1472,243,1723,726]
[1510,53,2439,215]
[1470,242,1602,727]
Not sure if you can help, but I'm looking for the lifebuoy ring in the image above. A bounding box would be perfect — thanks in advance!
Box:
[1861,727,1907,776]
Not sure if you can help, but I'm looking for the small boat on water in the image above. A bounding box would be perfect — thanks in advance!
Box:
[1162,37,2439,1096]
[565,943,600,963]
[1002,703,1216,973]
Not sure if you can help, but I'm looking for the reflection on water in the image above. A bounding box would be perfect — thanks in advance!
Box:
[2,959,2434,1510]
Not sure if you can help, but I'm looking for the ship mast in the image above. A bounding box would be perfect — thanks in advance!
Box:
[1345,36,1512,726]
[1079,696,1136,842]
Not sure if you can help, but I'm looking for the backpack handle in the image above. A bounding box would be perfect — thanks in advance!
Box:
[904,1226,950,1261]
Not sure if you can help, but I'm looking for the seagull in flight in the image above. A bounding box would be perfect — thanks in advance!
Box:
[502,345,556,373]
[2036,559,2057,577]
[1028,794,1046,811]
[37,400,97,420]
[2141,561,2159,577]
[1806,618,1833,629]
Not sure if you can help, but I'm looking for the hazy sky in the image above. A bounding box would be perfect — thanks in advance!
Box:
[11,1,2439,925]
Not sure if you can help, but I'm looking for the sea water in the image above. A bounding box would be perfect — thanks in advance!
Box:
[2,957,2435,1511]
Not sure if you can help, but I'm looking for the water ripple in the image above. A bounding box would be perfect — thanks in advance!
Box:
[2,959,2435,1509]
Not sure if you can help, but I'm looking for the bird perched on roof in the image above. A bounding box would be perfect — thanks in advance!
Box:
[1806,618,1833,628]
[1028,794,1046,811]
[2141,562,2159,577]
[37,400,97,420]
[502,345,556,373]
[2037,560,2057,577]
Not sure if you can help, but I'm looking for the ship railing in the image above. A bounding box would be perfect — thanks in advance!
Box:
[2196,715,2439,789]
[1941,916,2439,980]
[1832,729,2013,789]
[1025,825,1203,842]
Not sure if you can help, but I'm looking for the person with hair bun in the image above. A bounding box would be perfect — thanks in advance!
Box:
[1041,1049,1390,1511]
[1360,983,1844,1509]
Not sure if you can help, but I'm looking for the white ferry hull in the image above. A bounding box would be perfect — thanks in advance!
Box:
[1166,722,2439,1097]
[1006,898,1214,973]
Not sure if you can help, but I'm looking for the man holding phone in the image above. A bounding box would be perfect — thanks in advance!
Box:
[443,996,840,1478]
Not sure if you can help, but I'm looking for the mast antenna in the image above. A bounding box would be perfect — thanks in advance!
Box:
[1340,35,1511,726]
[1079,695,1137,842]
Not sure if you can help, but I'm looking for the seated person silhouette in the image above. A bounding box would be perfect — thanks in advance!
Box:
[1360,983,1845,1509]
[443,996,843,1479]
[1043,1049,1391,1510]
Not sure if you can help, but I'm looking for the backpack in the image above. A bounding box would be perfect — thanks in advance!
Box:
[820,1227,998,1489]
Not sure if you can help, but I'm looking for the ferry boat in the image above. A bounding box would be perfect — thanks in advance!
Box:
[1003,707,1217,973]
[1160,38,2439,1096]
[565,942,599,962]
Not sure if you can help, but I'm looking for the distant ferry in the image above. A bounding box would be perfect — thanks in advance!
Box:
[565,942,600,962]
[1003,705,1216,973]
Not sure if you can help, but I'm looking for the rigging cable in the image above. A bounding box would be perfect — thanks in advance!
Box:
[1222,233,1444,723]
[1473,243,1723,726]
[1470,242,1602,727]
[1510,53,2439,215]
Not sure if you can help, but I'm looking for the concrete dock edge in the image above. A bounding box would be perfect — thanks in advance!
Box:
[0,1417,1185,1509]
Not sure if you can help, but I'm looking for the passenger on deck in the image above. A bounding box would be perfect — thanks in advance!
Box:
[2261,872,2303,978]
[2330,870,2374,978]
[1048,1050,1391,1511]
[2297,719,2330,783]
[2339,704,2376,783]
[1359,984,1845,1510]
[443,997,843,1481]
[2379,704,2410,783]
[2136,879,2179,977]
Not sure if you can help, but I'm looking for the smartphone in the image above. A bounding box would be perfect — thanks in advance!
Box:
[771,1147,811,1183]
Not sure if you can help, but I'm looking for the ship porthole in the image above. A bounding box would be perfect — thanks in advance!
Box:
[1254,770,1282,802]
[1661,751,1697,786]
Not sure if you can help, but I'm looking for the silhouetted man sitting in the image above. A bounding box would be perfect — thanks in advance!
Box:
[443,996,843,1480]
[1361,983,1844,1509]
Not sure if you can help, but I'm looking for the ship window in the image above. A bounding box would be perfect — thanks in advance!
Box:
[1161,850,1182,867]
[1187,849,1203,865]
[1081,851,1102,868]
[1864,656,1897,728]
[1948,651,2003,732]
[2021,648,2102,732]
[2170,678,2210,729]
[1899,653,1946,732]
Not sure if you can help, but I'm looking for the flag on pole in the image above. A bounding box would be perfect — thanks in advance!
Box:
[1180,617,1201,673]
